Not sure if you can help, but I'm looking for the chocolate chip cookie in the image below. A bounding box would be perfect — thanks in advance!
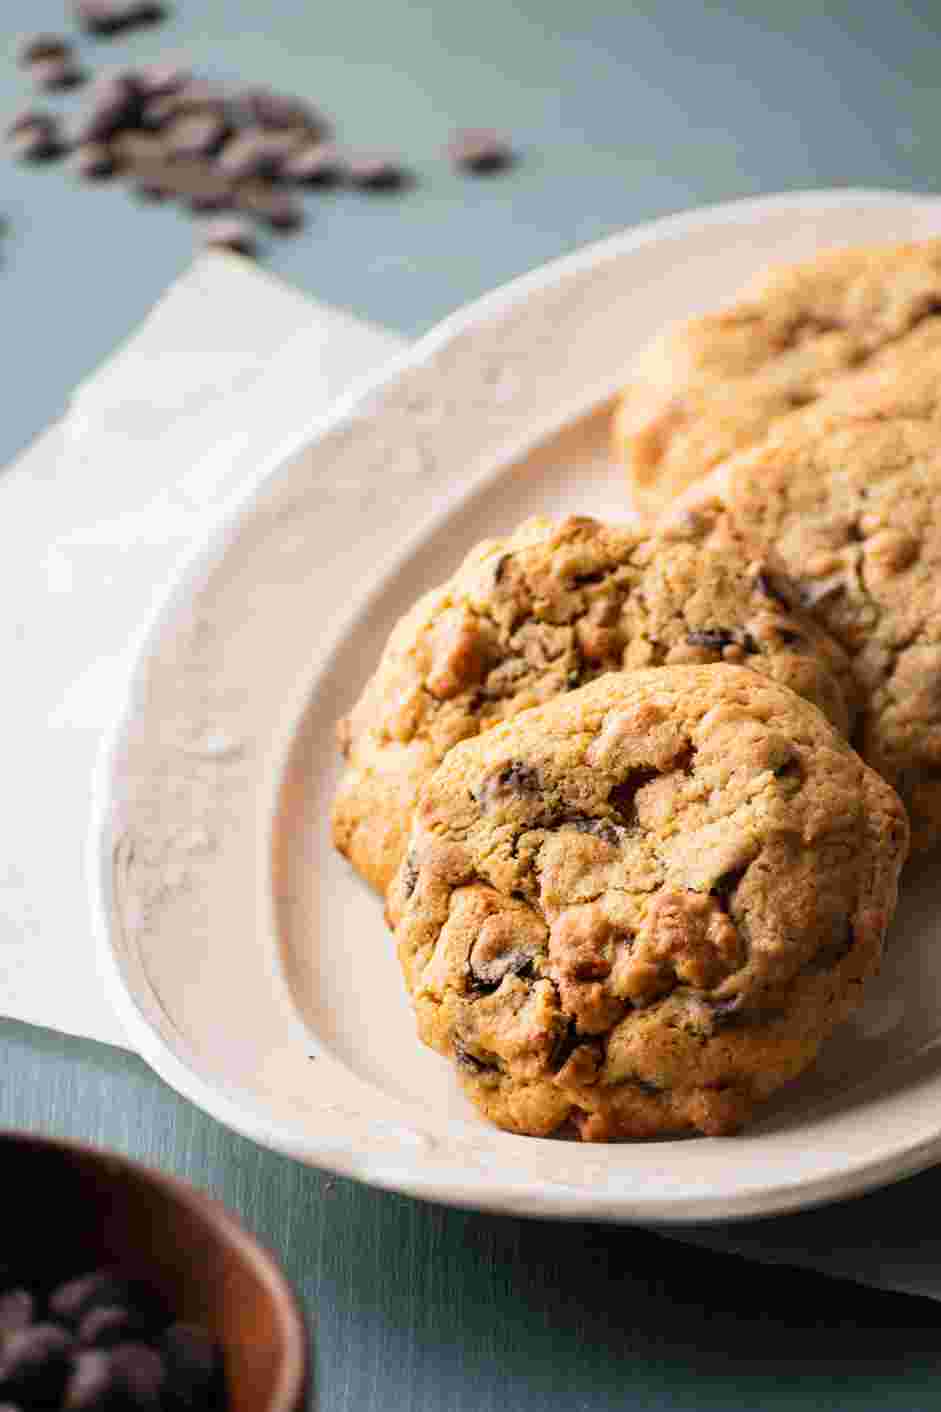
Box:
[672,320,941,850]
[387,665,907,1140]
[333,516,857,893]
[614,239,941,514]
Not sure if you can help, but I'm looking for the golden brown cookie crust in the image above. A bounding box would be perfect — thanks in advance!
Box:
[333,516,857,893]
[672,322,941,850]
[614,239,941,514]
[387,665,907,1141]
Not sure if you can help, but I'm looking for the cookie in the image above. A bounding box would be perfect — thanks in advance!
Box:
[670,321,941,851]
[613,239,941,514]
[333,515,857,893]
[387,664,907,1140]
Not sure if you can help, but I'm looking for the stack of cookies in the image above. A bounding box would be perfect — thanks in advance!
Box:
[331,238,941,1142]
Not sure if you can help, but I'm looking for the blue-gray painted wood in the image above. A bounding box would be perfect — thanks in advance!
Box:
[4,1,941,1406]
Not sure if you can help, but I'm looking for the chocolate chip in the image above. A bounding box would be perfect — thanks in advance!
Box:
[799,572,846,609]
[565,816,622,846]
[452,1037,493,1074]
[49,1272,130,1327]
[76,74,141,142]
[217,128,301,181]
[686,627,736,652]
[468,940,536,991]
[63,1350,115,1410]
[244,87,329,135]
[548,1019,579,1073]
[753,566,797,608]
[710,865,749,907]
[165,111,229,159]
[446,127,513,173]
[608,768,659,826]
[198,216,257,255]
[71,141,116,179]
[232,180,303,229]
[137,62,190,99]
[0,1324,73,1405]
[402,853,419,899]
[630,1073,663,1094]
[281,139,344,185]
[4,112,63,161]
[73,0,166,34]
[109,1343,165,1410]
[706,995,746,1030]
[0,1290,34,1341]
[565,669,582,690]
[79,1305,148,1349]
[31,56,85,91]
[162,1322,223,1409]
[346,151,408,189]
[17,34,71,66]
[480,761,541,807]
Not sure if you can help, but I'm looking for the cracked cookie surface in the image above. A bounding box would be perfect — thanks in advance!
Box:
[613,239,941,514]
[333,515,857,893]
[387,665,907,1140]
[674,322,941,850]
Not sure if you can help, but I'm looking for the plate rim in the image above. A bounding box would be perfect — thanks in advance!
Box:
[89,187,941,1224]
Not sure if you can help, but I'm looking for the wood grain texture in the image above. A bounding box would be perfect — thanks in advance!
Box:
[3,1020,941,1411]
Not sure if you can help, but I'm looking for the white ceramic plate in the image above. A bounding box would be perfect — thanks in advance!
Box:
[92,190,941,1223]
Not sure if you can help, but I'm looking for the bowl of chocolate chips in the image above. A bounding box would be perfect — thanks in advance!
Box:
[0,1132,306,1411]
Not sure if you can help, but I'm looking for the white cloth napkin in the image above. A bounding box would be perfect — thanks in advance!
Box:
[1,254,400,1048]
[5,254,941,1302]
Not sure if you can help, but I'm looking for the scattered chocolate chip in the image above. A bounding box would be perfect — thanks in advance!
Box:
[49,1272,130,1327]
[73,0,166,35]
[109,1342,165,1410]
[237,183,303,230]
[79,1305,148,1349]
[281,139,343,185]
[76,73,141,142]
[165,111,229,159]
[136,61,190,99]
[775,627,805,648]
[63,1349,115,1410]
[0,1290,34,1340]
[346,151,408,190]
[4,111,63,162]
[565,669,582,690]
[0,1324,74,1405]
[217,128,300,181]
[446,127,513,173]
[71,140,116,179]
[162,1322,223,1408]
[198,216,256,255]
[243,87,328,135]
[16,34,71,66]
[686,627,736,652]
[30,56,86,91]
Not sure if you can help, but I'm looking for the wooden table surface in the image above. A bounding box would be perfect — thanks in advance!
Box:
[4,1,941,1407]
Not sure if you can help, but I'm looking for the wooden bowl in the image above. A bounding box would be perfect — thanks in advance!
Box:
[0,1130,307,1412]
